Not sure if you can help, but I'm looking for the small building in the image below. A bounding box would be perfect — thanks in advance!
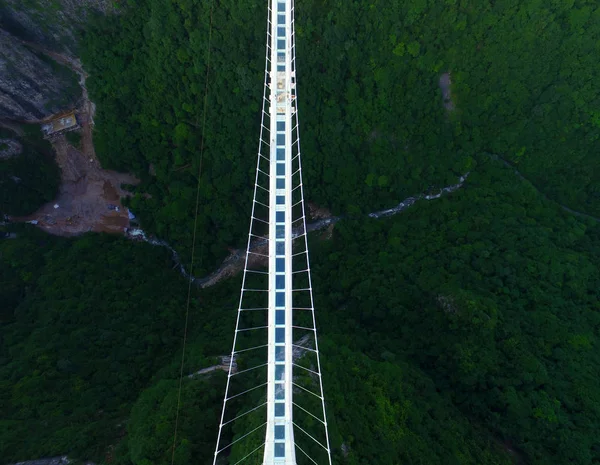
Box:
[42,112,80,137]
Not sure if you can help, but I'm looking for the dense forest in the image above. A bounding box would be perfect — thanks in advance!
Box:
[80,0,600,271]
[0,126,60,218]
[1,0,599,464]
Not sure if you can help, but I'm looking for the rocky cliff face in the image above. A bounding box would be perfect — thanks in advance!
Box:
[0,28,80,121]
[0,0,112,122]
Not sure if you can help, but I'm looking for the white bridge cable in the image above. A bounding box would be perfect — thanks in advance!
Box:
[229,362,268,377]
[292,326,316,332]
[211,1,273,461]
[232,442,266,465]
[290,0,334,461]
[235,326,269,333]
[233,343,269,354]
[291,343,317,352]
[243,267,269,274]
[222,402,268,427]
[292,362,322,377]
[247,250,269,257]
[292,382,323,400]
[250,217,269,226]
[292,401,326,425]
[292,421,329,452]
[295,443,320,465]
[216,422,267,454]
[225,382,268,402]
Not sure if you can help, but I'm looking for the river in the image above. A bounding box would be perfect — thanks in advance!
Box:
[129,172,471,288]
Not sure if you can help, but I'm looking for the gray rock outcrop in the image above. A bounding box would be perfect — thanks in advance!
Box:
[10,456,95,465]
[0,0,113,56]
[11,457,71,465]
[0,0,113,122]
[0,137,22,158]
[0,29,79,121]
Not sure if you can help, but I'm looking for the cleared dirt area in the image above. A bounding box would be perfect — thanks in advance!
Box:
[197,242,269,288]
[11,41,139,236]
[307,201,332,221]
[16,132,138,235]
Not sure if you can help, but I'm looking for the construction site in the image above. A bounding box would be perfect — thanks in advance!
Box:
[17,126,138,235]
[13,51,139,236]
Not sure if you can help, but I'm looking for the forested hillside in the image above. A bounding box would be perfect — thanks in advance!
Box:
[1,0,599,464]
[0,126,60,217]
[81,0,599,271]
[311,162,600,464]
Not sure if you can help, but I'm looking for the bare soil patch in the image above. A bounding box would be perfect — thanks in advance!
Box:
[15,134,138,236]
[198,243,268,289]
[307,202,332,221]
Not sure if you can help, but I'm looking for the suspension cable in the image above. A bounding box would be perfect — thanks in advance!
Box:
[170,2,215,465]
